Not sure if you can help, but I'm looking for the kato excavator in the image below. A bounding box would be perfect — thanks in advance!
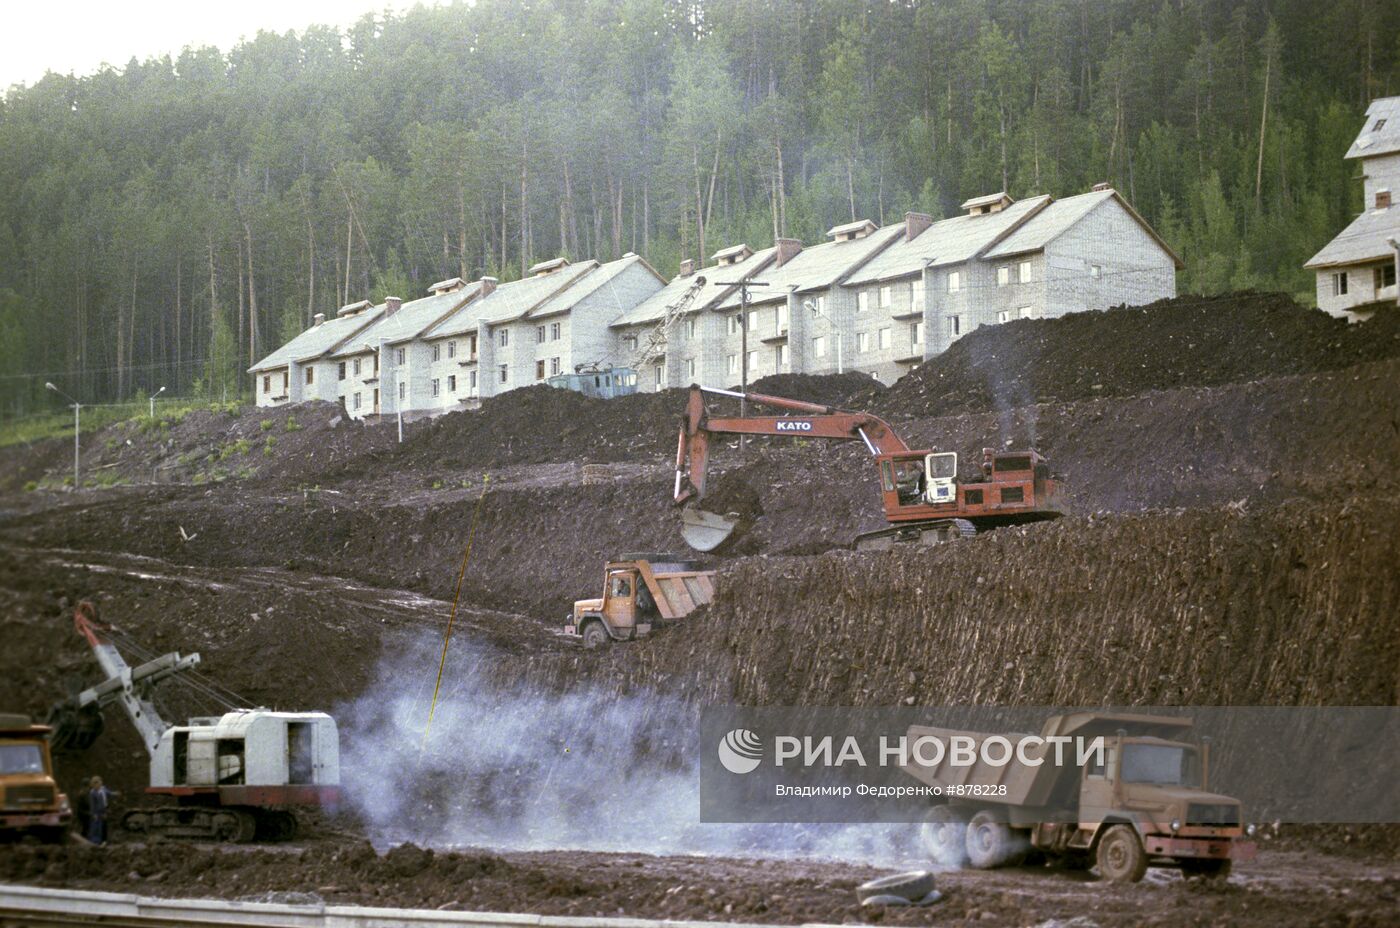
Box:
[674,385,1062,551]
[47,601,340,842]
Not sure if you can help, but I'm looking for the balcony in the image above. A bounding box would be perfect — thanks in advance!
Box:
[890,305,925,321]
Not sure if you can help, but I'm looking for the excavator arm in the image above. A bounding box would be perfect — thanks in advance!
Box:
[674,385,910,550]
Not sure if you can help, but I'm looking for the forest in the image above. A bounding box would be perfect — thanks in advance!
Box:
[1,0,1397,413]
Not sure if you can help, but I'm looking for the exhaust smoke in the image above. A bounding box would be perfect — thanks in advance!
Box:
[338,634,925,866]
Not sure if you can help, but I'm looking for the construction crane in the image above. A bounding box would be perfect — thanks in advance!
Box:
[47,602,340,842]
[628,274,707,373]
[673,385,1062,551]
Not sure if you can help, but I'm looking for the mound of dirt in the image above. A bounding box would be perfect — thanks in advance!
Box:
[877,291,1400,419]
[747,371,885,408]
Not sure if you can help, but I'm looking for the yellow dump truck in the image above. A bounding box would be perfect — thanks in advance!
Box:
[565,556,716,648]
[1,713,71,843]
[903,712,1257,883]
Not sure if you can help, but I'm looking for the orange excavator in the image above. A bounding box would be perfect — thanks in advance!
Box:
[674,385,1062,552]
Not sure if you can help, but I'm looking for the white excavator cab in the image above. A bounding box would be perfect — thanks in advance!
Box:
[924,452,958,504]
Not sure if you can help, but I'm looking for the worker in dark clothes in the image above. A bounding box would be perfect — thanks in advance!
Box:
[86,776,118,845]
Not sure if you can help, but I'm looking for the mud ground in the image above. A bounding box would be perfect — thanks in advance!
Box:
[1,291,1397,925]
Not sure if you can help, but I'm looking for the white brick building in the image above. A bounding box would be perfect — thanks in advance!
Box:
[1305,96,1400,321]
[248,300,383,409]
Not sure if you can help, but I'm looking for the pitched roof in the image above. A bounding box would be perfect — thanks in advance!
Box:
[527,254,664,320]
[715,224,904,309]
[979,189,1184,269]
[1346,96,1400,161]
[422,262,599,339]
[610,245,779,327]
[333,284,483,356]
[846,195,1052,284]
[248,305,384,372]
[1304,205,1400,268]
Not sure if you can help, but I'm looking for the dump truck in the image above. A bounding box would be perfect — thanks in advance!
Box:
[47,601,340,842]
[674,385,1061,552]
[565,556,716,647]
[0,714,72,843]
[901,712,1257,883]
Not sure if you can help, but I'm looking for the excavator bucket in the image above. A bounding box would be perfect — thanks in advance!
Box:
[680,507,740,553]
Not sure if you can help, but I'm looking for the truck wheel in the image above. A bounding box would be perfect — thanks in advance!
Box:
[1180,858,1231,881]
[919,806,969,867]
[965,810,1024,869]
[581,621,609,649]
[1096,825,1148,883]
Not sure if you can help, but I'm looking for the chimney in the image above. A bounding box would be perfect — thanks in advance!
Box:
[905,211,933,240]
[312,313,326,327]
[679,258,696,278]
[1091,182,1112,192]
[385,296,403,316]
[479,276,499,297]
[775,238,803,267]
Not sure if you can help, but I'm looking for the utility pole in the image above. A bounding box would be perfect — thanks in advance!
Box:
[45,382,81,488]
[716,279,768,456]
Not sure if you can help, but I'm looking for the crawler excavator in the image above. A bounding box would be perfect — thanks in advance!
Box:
[46,601,340,842]
[674,385,1062,551]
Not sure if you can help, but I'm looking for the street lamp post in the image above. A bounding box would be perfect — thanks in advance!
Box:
[45,382,81,488]
[804,298,843,374]
[149,385,166,419]
[716,279,769,456]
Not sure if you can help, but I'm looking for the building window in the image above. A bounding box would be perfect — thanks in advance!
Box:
[857,291,870,313]
[778,344,789,368]
[1376,263,1397,290]
[654,364,664,386]
[432,344,441,362]
[878,327,891,349]
[536,325,546,343]
[395,348,405,365]
[499,364,509,383]
[746,350,759,372]
[997,310,1011,324]
[1019,261,1032,283]
[947,271,962,293]
[262,375,270,393]
[996,266,1010,287]
[624,334,639,351]
[551,322,561,341]
[1018,306,1036,319]
[949,316,961,336]
[283,371,288,391]
[536,360,546,380]
[305,367,314,385]
[912,322,925,344]
[1332,272,1349,297]
[448,340,456,359]
[1090,264,1102,279]
[469,370,478,389]
[857,331,870,353]
[729,315,741,334]
[813,335,828,358]
[432,378,440,397]
[1374,118,1388,131]
[353,358,362,376]
[814,295,826,314]
[726,354,738,374]
[353,392,362,410]
[743,310,756,332]
[878,286,891,308]
[550,357,561,375]
[373,353,379,375]
[777,304,789,332]
[448,375,457,392]
[468,334,478,358]
[338,362,346,381]
[686,318,697,339]
[499,330,509,347]
[1378,191,1393,210]
[399,381,406,400]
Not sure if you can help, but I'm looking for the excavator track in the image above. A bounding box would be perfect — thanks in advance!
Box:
[123,805,297,843]
[853,518,977,552]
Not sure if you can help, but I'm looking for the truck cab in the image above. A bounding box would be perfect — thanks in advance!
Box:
[0,714,71,843]
[565,558,716,648]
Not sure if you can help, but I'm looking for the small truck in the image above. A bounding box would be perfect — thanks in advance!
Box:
[565,556,716,647]
[902,712,1257,883]
[1,713,71,843]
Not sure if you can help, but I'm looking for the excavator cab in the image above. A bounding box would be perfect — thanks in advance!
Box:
[923,452,958,504]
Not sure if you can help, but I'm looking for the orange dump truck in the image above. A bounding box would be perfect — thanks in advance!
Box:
[565,556,716,647]
[1,713,71,843]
